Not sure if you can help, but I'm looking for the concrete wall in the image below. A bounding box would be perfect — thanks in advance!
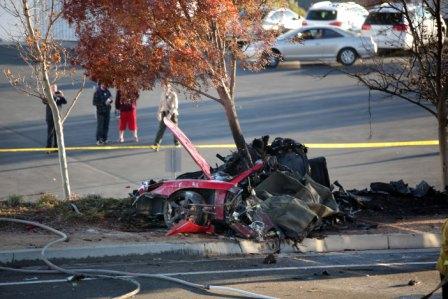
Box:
[0,0,77,43]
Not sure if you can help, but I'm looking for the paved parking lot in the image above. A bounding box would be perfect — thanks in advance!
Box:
[0,46,440,199]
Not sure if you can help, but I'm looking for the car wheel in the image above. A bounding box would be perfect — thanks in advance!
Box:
[338,48,357,66]
[163,191,207,228]
[263,51,280,68]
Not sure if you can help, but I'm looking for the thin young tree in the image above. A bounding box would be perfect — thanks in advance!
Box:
[2,0,85,200]
[345,0,448,189]
[63,0,279,166]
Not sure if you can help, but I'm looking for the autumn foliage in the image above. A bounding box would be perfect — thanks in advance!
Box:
[64,0,279,162]
[64,0,276,94]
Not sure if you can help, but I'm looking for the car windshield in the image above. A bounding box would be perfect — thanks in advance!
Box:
[267,11,284,22]
[365,12,404,25]
[306,10,337,21]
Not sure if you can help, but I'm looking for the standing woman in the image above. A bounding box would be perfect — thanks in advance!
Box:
[115,88,139,143]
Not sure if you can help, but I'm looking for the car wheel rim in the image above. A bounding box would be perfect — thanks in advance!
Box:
[267,55,277,66]
[341,50,355,65]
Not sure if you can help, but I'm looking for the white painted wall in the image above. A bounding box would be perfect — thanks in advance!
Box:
[0,0,77,43]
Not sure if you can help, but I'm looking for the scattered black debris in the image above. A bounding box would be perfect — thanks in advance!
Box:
[67,274,86,286]
[132,132,448,249]
[370,180,437,198]
[333,179,448,220]
[321,270,330,276]
[408,279,420,286]
[263,253,277,264]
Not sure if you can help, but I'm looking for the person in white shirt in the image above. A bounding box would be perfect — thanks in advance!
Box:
[153,83,179,150]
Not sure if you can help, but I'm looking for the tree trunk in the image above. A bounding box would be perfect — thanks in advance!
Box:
[45,84,72,200]
[22,0,72,200]
[438,101,448,190]
[216,86,253,167]
[53,111,72,199]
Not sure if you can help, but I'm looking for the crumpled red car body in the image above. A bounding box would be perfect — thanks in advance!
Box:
[137,117,263,236]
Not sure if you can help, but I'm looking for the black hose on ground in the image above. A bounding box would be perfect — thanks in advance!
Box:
[0,217,275,299]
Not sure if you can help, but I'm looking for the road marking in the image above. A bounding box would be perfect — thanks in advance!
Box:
[0,277,95,286]
[306,140,439,149]
[0,140,439,153]
[159,261,435,276]
[0,261,435,287]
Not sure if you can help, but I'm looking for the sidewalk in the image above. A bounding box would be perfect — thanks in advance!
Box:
[0,215,444,264]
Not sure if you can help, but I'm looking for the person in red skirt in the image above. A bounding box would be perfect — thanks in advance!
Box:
[115,88,139,143]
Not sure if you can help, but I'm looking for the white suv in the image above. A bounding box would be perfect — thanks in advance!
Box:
[303,1,369,31]
[262,8,304,32]
[361,3,446,50]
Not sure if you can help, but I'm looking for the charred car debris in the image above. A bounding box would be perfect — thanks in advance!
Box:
[131,118,446,244]
[131,117,340,244]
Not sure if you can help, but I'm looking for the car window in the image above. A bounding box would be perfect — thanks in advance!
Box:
[364,12,404,25]
[284,11,296,19]
[323,29,342,38]
[279,29,301,40]
[269,11,284,22]
[301,29,324,40]
[306,10,337,21]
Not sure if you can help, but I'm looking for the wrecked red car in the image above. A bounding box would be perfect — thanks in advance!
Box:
[132,117,338,241]
[132,117,272,237]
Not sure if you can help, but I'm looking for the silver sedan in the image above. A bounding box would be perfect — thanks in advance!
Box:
[246,25,377,67]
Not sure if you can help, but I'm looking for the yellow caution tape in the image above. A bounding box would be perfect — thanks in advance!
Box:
[306,140,439,149]
[0,140,439,153]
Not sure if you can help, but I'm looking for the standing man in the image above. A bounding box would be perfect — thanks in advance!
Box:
[45,84,66,153]
[93,83,113,145]
[153,83,179,151]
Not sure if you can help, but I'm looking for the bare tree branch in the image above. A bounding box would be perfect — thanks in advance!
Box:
[171,80,223,104]
[62,75,86,124]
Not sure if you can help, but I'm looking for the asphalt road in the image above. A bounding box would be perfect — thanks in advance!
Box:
[0,46,440,198]
[0,249,443,298]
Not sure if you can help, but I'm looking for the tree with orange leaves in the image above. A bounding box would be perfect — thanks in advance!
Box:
[64,0,279,165]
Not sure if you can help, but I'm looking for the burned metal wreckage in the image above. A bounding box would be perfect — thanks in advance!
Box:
[132,117,341,244]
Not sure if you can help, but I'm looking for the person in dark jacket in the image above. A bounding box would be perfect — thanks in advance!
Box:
[93,83,113,145]
[115,88,139,143]
[45,84,67,152]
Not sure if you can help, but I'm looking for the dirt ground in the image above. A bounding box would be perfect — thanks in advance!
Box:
[1,191,447,251]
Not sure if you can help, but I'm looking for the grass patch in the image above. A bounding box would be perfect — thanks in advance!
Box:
[0,194,159,231]
[5,194,23,207]
[37,193,59,208]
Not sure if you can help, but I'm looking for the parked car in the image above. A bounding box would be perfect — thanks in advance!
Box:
[245,25,377,67]
[303,1,369,31]
[361,3,446,50]
[262,8,304,32]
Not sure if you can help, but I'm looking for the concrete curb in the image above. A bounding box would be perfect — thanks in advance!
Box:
[0,232,441,264]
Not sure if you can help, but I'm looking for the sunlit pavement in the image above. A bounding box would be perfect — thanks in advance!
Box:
[0,249,442,298]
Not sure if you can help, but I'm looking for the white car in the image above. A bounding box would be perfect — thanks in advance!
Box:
[245,25,377,67]
[303,1,369,31]
[361,3,446,50]
[262,8,304,32]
